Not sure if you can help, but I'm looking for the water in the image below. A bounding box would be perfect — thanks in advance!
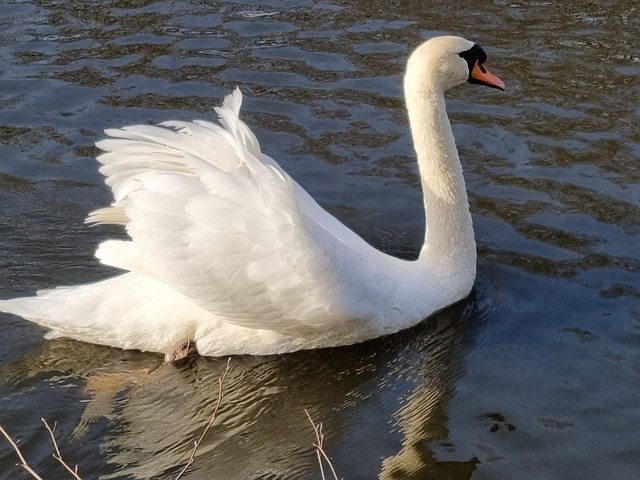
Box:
[0,0,638,478]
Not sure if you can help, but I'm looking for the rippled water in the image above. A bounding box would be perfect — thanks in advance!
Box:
[0,1,638,479]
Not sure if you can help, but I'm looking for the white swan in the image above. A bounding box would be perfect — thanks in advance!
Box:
[0,36,504,357]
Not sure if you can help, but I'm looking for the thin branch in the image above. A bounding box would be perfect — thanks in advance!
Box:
[41,418,83,480]
[305,409,340,480]
[174,357,231,480]
[0,423,45,480]
[306,409,326,480]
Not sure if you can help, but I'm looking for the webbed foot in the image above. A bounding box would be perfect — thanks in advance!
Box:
[164,339,199,365]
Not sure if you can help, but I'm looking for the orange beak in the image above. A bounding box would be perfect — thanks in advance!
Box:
[471,60,505,90]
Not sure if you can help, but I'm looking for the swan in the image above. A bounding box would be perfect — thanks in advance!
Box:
[0,36,504,358]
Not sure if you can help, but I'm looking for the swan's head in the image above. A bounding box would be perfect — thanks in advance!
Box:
[405,36,504,93]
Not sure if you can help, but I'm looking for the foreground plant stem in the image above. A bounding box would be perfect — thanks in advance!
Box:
[174,357,231,480]
[42,419,83,480]
[305,409,340,480]
[0,423,46,480]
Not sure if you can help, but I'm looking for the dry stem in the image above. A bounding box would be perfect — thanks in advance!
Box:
[305,409,339,480]
[0,420,84,480]
[174,357,231,479]
[42,418,83,480]
[0,423,45,480]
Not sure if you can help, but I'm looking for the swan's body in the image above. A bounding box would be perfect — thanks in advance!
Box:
[0,36,504,357]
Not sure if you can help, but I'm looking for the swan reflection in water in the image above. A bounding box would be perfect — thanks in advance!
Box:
[0,278,494,479]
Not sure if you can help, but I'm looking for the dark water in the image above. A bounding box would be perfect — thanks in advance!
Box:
[1,0,639,478]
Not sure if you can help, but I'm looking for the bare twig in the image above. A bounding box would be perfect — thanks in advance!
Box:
[0,423,45,480]
[174,357,231,480]
[42,419,83,480]
[305,409,339,480]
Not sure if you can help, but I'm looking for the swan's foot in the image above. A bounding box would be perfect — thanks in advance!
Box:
[164,339,199,366]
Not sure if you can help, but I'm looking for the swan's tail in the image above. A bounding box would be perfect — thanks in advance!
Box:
[0,273,203,353]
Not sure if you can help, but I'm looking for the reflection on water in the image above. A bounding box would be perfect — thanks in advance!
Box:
[0,0,639,479]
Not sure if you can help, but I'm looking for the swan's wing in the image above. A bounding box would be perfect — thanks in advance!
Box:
[88,89,342,329]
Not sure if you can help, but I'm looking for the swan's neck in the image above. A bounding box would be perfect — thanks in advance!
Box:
[406,83,476,275]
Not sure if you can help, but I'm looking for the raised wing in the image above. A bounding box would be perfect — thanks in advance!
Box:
[88,89,343,329]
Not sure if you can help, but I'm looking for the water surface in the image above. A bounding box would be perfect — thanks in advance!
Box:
[0,1,639,479]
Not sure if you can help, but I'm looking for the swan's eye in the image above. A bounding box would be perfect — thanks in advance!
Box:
[458,43,488,72]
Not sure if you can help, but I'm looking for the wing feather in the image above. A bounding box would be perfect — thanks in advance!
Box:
[90,88,339,329]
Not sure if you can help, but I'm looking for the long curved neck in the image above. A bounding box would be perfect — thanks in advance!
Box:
[405,81,476,274]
